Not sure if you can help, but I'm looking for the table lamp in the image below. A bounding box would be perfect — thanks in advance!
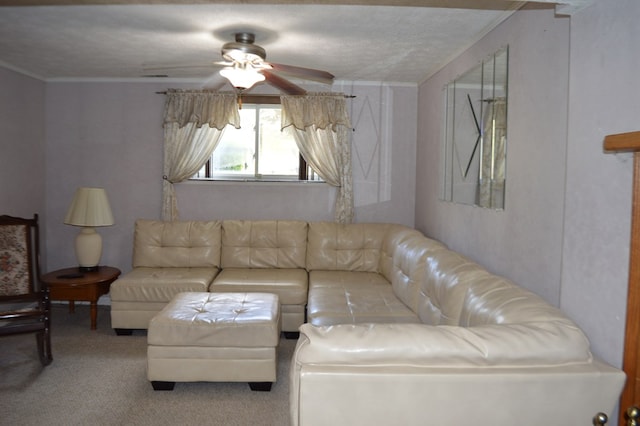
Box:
[64,187,114,272]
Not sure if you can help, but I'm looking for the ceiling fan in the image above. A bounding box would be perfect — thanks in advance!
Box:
[151,32,335,94]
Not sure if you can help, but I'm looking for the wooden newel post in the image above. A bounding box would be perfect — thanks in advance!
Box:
[603,130,640,426]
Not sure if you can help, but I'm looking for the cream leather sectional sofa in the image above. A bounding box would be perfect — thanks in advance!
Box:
[110,219,624,424]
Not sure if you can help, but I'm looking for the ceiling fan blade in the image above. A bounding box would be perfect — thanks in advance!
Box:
[262,70,307,95]
[268,63,334,84]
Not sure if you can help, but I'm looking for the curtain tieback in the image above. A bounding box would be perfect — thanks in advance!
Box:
[162,175,174,184]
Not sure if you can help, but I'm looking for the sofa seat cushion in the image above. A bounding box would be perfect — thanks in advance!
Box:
[307,270,420,326]
[210,268,308,305]
[110,267,219,303]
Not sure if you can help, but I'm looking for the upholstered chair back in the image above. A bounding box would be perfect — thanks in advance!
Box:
[0,222,34,296]
[221,220,307,269]
[132,220,222,268]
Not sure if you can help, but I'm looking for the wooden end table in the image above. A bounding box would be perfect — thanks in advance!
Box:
[41,266,121,330]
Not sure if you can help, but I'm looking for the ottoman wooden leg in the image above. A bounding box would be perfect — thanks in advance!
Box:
[249,382,272,391]
[151,381,175,391]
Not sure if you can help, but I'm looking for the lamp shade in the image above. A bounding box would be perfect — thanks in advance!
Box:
[64,187,114,227]
[220,66,265,90]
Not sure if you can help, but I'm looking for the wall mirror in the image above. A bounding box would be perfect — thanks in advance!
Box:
[441,47,508,209]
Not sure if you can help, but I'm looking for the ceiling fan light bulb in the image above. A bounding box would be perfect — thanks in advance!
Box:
[220,67,265,90]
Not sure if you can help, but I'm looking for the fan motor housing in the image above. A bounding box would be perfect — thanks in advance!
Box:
[221,32,266,62]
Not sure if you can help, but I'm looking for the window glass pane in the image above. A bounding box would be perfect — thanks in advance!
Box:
[258,107,299,176]
[193,103,317,181]
[211,108,257,176]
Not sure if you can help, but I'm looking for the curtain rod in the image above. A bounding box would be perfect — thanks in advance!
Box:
[154,91,355,98]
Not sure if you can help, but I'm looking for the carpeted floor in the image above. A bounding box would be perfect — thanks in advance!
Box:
[0,304,295,426]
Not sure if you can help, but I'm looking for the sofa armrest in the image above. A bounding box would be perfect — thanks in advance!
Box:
[294,322,592,367]
[290,324,624,426]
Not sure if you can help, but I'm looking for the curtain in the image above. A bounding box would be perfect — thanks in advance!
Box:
[478,97,507,209]
[162,90,240,220]
[281,93,354,223]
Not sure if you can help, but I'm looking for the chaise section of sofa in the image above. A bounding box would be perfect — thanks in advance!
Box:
[210,220,309,334]
[110,219,222,333]
[291,235,626,426]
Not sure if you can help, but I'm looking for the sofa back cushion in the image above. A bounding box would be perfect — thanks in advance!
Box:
[133,220,221,268]
[416,248,490,325]
[221,220,308,269]
[416,247,586,336]
[456,270,591,360]
[306,222,389,272]
[457,273,574,327]
[379,226,446,313]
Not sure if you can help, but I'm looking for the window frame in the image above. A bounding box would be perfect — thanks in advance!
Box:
[190,95,317,182]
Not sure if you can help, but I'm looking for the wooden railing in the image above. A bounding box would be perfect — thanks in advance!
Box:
[603,131,640,425]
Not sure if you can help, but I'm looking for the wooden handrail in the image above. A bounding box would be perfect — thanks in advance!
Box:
[604,131,640,152]
[603,130,640,426]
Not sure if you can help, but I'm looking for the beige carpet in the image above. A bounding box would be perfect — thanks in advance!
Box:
[0,304,295,426]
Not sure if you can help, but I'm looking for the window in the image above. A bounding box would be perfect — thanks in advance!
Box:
[192,103,321,181]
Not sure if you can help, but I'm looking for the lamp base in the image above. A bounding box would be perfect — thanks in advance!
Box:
[74,227,103,272]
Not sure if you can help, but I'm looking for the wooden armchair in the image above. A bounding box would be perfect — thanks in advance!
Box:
[0,214,52,366]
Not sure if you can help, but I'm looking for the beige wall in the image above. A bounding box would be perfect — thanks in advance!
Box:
[416,0,637,376]
[416,6,570,306]
[41,80,417,274]
[0,67,46,219]
[561,0,639,371]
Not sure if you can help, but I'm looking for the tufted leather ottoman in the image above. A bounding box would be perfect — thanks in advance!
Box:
[147,292,280,391]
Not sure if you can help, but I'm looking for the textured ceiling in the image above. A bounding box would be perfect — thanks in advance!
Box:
[0,1,582,88]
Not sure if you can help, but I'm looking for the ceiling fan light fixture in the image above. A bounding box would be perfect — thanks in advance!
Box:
[223,49,265,65]
[220,66,265,90]
[212,31,331,94]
